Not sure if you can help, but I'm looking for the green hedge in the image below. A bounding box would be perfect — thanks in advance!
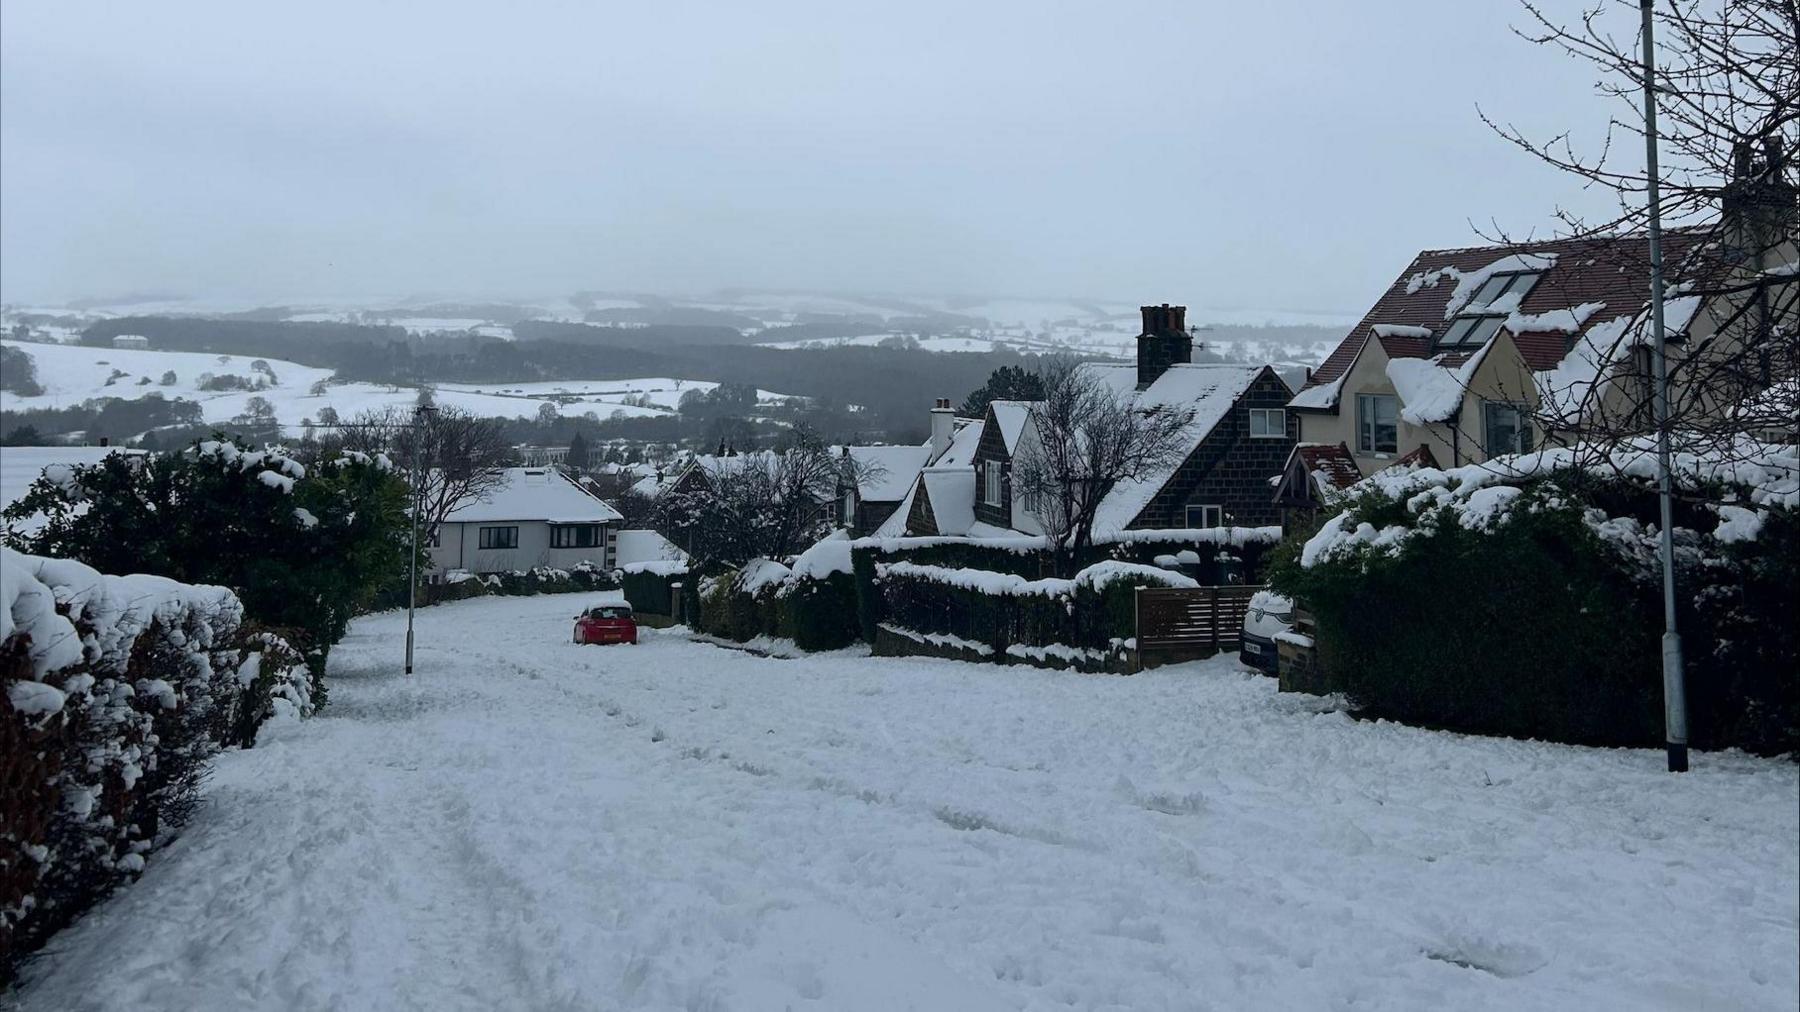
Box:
[1269,470,1798,754]
[850,530,1275,642]
[871,561,1188,669]
[620,568,683,616]
[695,563,861,651]
[786,571,860,651]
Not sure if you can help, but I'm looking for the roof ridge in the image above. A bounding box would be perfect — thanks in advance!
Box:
[1408,224,1710,260]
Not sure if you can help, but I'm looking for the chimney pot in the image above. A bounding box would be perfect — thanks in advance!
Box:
[1137,303,1193,389]
[929,396,955,458]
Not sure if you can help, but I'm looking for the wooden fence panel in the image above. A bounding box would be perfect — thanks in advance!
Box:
[1135,585,1263,669]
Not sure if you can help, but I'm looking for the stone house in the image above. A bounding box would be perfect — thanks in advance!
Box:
[881,304,1297,537]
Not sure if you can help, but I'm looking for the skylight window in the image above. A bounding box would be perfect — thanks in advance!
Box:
[1436,271,1542,348]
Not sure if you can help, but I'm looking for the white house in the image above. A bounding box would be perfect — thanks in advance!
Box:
[428,467,623,576]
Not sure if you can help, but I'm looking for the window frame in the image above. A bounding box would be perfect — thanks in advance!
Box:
[477,525,519,550]
[1185,504,1224,529]
[1434,270,1544,350]
[1356,393,1399,455]
[1248,407,1287,439]
[982,460,1004,506]
[550,524,603,549]
[1481,401,1535,458]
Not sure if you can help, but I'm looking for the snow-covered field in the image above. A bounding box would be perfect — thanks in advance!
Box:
[14,596,1795,1011]
[0,339,546,427]
[435,378,798,412]
[0,446,142,533]
[0,341,809,431]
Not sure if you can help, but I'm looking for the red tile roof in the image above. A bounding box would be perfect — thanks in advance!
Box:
[1389,444,1439,471]
[1294,442,1362,491]
[1296,231,1712,405]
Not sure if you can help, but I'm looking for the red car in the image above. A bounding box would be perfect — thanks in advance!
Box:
[574,603,638,645]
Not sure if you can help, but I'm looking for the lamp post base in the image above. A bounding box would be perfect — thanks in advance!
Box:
[1667,743,1688,773]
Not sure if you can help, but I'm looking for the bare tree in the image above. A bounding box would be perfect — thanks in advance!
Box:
[1478,0,1798,479]
[344,406,515,539]
[1013,359,1196,576]
[653,425,879,567]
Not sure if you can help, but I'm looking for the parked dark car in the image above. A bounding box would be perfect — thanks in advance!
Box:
[1240,591,1293,674]
[574,602,638,645]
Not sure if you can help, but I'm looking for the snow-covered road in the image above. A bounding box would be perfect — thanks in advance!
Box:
[15,595,1798,1011]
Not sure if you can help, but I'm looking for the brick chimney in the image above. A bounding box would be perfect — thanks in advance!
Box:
[929,398,955,459]
[1723,135,1798,267]
[1137,303,1192,389]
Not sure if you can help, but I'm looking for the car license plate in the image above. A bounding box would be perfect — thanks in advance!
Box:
[1242,643,1262,655]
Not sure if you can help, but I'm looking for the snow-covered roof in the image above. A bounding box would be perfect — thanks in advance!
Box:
[629,473,669,498]
[1287,443,1362,496]
[919,467,976,535]
[987,401,1036,455]
[1075,363,1271,534]
[613,529,686,568]
[1294,231,1719,413]
[1384,337,1497,425]
[847,443,931,502]
[1534,297,1705,425]
[445,468,622,524]
[872,481,919,537]
[933,416,986,467]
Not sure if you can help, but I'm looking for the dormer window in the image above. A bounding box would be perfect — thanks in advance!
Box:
[1437,271,1542,349]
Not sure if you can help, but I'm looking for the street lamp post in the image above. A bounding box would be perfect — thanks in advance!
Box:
[1639,0,1688,772]
[405,403,436,676]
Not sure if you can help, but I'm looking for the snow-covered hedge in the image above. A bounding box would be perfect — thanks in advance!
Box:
[851,526,1280,585]
[1,548,309,977]
[693,536,864,651]
[870,559,1194,671]
[423,563,618,606]
[1270,445,1799,752]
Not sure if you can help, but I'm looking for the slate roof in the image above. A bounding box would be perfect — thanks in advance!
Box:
[1075,363,1276,534]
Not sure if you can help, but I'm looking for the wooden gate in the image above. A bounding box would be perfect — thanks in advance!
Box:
[1135,585,1262,669]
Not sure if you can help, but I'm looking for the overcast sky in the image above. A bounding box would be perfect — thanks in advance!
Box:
[1,1,1629,315]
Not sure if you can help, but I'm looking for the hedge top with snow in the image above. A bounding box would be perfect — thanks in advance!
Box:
[1,545,241,712]
[1301,438,1797,571]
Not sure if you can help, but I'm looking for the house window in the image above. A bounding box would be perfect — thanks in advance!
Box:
[427,527,442,549]
[1436,271,1543,349]
[1483,402,1534,457]
[550,524,603,548]
[982,461,1004,506]
[477,525,519,550]
[1185,504,1224,529]
[1356,394,1399,454]
[1249,408,1287,438]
